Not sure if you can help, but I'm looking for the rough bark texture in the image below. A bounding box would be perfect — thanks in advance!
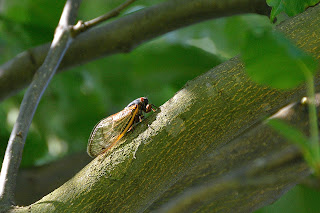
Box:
[8,4,320,213]
[152,102,310,212]
[15,152,91,206]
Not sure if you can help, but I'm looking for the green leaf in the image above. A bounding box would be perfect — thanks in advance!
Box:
[267,0,320,22]
[267,118,315,172]
[242,28,318,89]
[267,119,309,151]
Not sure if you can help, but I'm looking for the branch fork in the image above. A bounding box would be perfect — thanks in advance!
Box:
[0,0,136,208]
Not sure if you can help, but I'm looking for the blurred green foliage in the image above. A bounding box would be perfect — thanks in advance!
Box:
[0,0,319,212]
[256,185,320,213]
[1,0,253,167]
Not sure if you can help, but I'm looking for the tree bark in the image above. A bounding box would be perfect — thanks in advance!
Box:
[8,4,320,213]
[15,152,91,206]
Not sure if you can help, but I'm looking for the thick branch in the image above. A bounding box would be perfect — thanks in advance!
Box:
[9,4,320,212]
[0,0,270,101]
[159,147,305,213]
[0,0,81,208]
[154,100,313,212]
[15,152,91,206]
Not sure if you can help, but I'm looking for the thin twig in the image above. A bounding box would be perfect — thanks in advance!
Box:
[72,0,137,36]
[0,0,82,207]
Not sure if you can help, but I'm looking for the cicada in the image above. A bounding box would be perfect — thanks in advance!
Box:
[87,97,156,158]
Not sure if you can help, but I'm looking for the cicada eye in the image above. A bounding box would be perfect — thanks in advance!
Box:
[140,97,148,104]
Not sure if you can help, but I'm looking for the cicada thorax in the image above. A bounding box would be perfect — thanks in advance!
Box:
[87,97,156,158]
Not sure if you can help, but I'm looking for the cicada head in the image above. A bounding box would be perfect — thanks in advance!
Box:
[127,97,150,112]
[139,97,149,112]
[137,97,157,113]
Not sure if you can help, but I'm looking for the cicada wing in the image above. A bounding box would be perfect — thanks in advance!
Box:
[87,106,138,157]
[87,116,115,157]
[111,106,138,134]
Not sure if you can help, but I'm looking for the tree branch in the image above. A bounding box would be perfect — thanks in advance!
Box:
[15,152,91,206]
[0,0,82,208]
[158,147,305,213]
[155,99,313,212]
[71,0,137,36]
[0,0,270,101]
[8,4,320,212]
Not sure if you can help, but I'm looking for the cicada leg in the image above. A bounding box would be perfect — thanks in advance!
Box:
[145,104,158,113]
